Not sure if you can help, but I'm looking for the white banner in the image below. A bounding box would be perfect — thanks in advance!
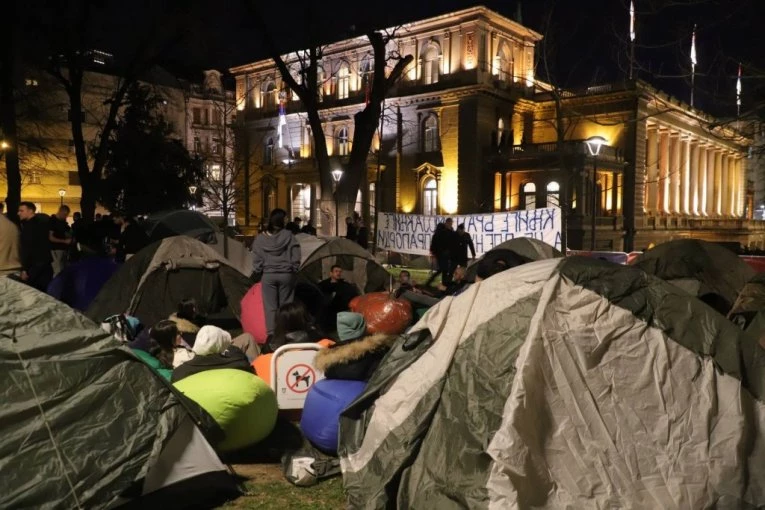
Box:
[376,207,562,256]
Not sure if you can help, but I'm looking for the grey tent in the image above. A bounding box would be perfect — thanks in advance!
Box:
[465,238,561,282]
[339,257,765,509]
[145,210,220,244]
[211,232,254,277]
[633,239,754,313]
[0,278,237,508]
[729,272,765,330]
[296,234,389,293]
[86,236,252,328]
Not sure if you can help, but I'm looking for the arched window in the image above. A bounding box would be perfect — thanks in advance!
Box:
[522,181,536,210]
[263,81,277,109]
[423,177,438,216]
[360,55,373,93]
[423,115,439,152]
[421,44,440,85]
[546,181,560,208]
[337,127,349,156]
[494,42,513,81]
[497,118,505,146]
[264,138,274,165]
[337,63,350,99]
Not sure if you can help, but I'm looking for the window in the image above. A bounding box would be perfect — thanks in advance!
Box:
[292,184,311,222]
[423,115,439,152]
[497,118,505,146]
[422,44,440,85]
[68,171,80,185]
[337,127,349,156]
[360,56,373,93]
[192,108,201,124]
[263,81,277,109]
[264,138,274,165]
[369,182,376,218]
[67,109,85,122]
[495,43,513,81]
[202,109,209,125]
[422,178,438,215]
[212,138,221,155]
[522,182,536,210]
[193,137,202,154]
[212,109,222,125]
[246,75,256,107]
[337,63,350,99]
[29,170,41,184]
[209,164,222,181]
[25,78,38,87]
[546,181,560,208]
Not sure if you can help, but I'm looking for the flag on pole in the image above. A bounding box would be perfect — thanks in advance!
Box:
[278,90,287,148]
[629,0,635,42]
[690,25,697,67]
[736,62,742,108]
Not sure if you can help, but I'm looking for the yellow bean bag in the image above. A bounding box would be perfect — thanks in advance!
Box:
[174,369,278,452]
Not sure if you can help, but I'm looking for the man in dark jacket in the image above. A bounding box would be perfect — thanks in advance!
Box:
[455,223,476,268]
[318,265,360,317]
[426,218,458,286]
[17,202,53,291]
[112,213,148,262]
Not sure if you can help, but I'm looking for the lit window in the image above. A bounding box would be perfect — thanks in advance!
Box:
[212,138,221,155]
[338,127,349,156]
[497,118,505,146]
[25,78,38,87]
[424,115,438,152]
[522,181,536,210]
[29,170,42,184]
[210,164,222,180]
[360,56,373,93]
[193,137,201,154]
[369,182,376,217]
[546,181,560,208]
[263,82,277,109]
[338,64,350,99]
[264,138,274,165]
[422,45,440,85]
[423,178,438,215]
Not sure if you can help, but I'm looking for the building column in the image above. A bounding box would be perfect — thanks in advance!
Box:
[728,154,737,217]
[707,147,716,216]
[444,31,452,75]
[737,157,746,217]
[611,171,618,215]
[645,125,659,214]
[713,149,723,216]
[698,143,708,216]
[721,152,729,216]
[658,129,670,214]
[669,132,681,214]
[689,139,699,216]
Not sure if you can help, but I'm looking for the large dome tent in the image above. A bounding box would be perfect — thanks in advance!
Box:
[0,278,238,508]
[86,236,252,327]
[339,257,765,508]
[145,209,220,244]
[296,234,389,293]
[465,237,561,282]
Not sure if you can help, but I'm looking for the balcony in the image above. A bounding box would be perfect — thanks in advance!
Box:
[639,215,765,232]
[506,141,624,161]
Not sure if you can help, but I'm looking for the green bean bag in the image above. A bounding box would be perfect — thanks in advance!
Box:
[131,348,172,381]
[174,369,278,452]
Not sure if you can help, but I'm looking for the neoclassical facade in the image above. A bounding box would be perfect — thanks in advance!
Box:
[231,6,761,249]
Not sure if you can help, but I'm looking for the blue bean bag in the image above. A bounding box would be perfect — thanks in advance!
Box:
[300,379,367,454]
[174,369,278,452]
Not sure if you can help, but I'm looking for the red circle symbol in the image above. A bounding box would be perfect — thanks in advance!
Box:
[286,363,316,394]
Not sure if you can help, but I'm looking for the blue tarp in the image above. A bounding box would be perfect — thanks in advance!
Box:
[47,257,120,311]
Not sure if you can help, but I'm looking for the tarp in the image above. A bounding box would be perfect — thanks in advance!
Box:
[465,237,560,281]
[46,257,120,311]
[339,257,765,509]
[297,235,389,293]
[145,210,219,244]
[0,278,236,508]
[633,239,754,311]
[86,236,252,327]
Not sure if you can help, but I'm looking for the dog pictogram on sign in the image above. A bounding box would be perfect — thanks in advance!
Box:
[286,363,316,394]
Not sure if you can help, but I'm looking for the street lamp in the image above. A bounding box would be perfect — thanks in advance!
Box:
[1,140,9,150]
[188,185,198,211]
[331,169,344,236]
[584,136,607,251]
[58,188,66,206]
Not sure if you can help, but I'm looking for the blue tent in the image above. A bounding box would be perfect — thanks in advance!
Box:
[47,257,120,311]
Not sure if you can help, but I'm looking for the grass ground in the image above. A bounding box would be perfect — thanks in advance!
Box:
[386,267,432,284]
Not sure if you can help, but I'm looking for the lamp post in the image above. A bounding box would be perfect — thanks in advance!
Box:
[58,188,66,206]
[188,185,198,211]
[331,169,344,237]
[584,136,607,251]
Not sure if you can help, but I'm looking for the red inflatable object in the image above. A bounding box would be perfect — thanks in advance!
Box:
[350,292,413,335]
[240,283,268,344]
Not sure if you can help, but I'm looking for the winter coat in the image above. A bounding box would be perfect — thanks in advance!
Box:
[168,313,201,347]
[314,333,397,381]
[251,229,301,275]
[170,346,253,383]
[0,215,21,277]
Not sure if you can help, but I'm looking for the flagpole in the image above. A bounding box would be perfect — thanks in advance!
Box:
[629,0,636,80]
[690,24,697,108]
[736,62,742,118]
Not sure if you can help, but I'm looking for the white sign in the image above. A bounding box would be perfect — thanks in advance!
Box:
[376,207,562,256]
[271,346,325,410]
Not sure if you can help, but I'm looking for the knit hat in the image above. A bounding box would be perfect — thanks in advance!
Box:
[336,312,366,342]
[193,325,232,355]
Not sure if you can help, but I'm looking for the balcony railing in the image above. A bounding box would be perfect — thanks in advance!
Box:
[507,141,624,161]
[639,215,765,231]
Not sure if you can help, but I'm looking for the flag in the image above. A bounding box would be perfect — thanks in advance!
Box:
[690,25,697,67]
[278,90,287,148]
[736,63,742,108]
[629,0,635,42]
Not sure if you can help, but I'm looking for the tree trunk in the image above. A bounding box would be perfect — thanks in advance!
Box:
[67,72,98,220]
[0,1,21,223]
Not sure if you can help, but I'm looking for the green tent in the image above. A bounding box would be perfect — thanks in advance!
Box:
[0,278,237,508]
[339,257,765,508]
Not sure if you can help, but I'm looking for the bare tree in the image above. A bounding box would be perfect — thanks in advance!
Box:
[0,0,22,222]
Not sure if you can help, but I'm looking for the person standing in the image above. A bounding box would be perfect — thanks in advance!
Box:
[345,216,357,241]
[455,223,476,268]
[112,213,148,262]
[49,205,73,276]
[426,218,458,286]
[251,208,301,337]
[0,212,21,277]
[17,202,53,291]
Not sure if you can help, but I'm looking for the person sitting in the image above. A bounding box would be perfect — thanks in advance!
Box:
[269,301,324,352]
[149,319,195,368]
[300,221,317,236]
[171,325,254,383]
[168,298,205,347]
[314,312,397,381]
[318,265,360,319]
[436,265,470,297]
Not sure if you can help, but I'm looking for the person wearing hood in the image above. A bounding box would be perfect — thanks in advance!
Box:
[171,325,254,383]
[314,312,397,381]
[251,208,302,337]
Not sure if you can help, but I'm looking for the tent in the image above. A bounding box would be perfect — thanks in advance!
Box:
[465,237,560,281]
[0,278,238,508]
[339,257,765,509]
[632,239,754,313]
[46,256,120,311]
[211,232,254,277]
[296,234,389,293]
[86,236,252,328]
[729,272,765,330]
[145,210,219,244]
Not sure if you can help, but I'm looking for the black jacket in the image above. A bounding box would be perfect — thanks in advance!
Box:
[20,215,52,269]
[170,346,253,383]
[430,226,458,258]
[456,231,476,265]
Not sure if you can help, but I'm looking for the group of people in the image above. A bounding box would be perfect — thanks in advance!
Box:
[345,212,369,249]
[427,218,476,286]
